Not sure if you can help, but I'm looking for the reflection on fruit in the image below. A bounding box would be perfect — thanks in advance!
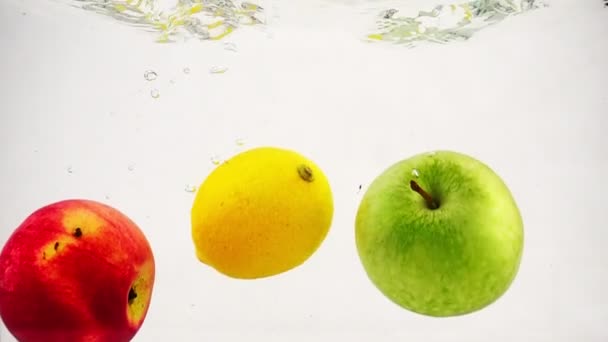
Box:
[0,199,155,341]
[356,150,524,317]
[191,147,334,279]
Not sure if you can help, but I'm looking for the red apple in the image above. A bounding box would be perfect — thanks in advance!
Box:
[0,199,155,342]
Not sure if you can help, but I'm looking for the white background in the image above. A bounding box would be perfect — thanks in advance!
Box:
[1,0,607,341]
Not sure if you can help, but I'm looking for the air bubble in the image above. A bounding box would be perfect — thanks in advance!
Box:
[66,166,73,174]
[382,9,398,19]
[224,42,238,52]
[150,89,160,98]
[209,66,228,74]
[144,70,157,81]
[210,155,222,165]
[128,164,135,171]
[183,67,191,74]
[184,184,197,193]
[241,2,262,11]
[412,169,420,178]
[235,138,245,146]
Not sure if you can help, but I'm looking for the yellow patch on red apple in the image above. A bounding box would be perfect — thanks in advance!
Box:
[126,260,154,327]
[0,199,156,342]
[61,207,104,237]
[39,236,72,263]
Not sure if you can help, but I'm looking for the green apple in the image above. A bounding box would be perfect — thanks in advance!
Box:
[355,150,523,317]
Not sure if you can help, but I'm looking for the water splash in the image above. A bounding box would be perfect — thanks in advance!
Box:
[69,0,265,42]
[411,169,420,177]
[367,0,545,46]
[210,155,222,165]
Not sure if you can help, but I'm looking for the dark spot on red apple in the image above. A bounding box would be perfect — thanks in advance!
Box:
[73,227,82,238]
[128,287,138,305]
[54,242,59,251]
[42,252,46,260]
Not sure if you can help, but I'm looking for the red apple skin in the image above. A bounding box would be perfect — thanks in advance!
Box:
[0,199,155,342]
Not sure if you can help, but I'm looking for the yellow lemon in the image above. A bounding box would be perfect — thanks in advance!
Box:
[191,147,334,279]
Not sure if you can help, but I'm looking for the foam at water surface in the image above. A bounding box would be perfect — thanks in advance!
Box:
[64,0,544,44]
[365,0,545,45]
[69,0,266,42]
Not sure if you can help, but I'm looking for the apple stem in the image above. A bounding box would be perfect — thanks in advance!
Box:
[410,180,439,210]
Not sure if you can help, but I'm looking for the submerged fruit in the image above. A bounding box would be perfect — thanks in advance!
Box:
[191,147,334,279]
[0,199,155,342]
[356,151,523,316]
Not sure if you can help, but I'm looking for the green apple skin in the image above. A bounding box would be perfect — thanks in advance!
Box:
[355,150,523,317]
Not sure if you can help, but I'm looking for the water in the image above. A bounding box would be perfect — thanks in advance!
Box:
[4,1,606,342]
